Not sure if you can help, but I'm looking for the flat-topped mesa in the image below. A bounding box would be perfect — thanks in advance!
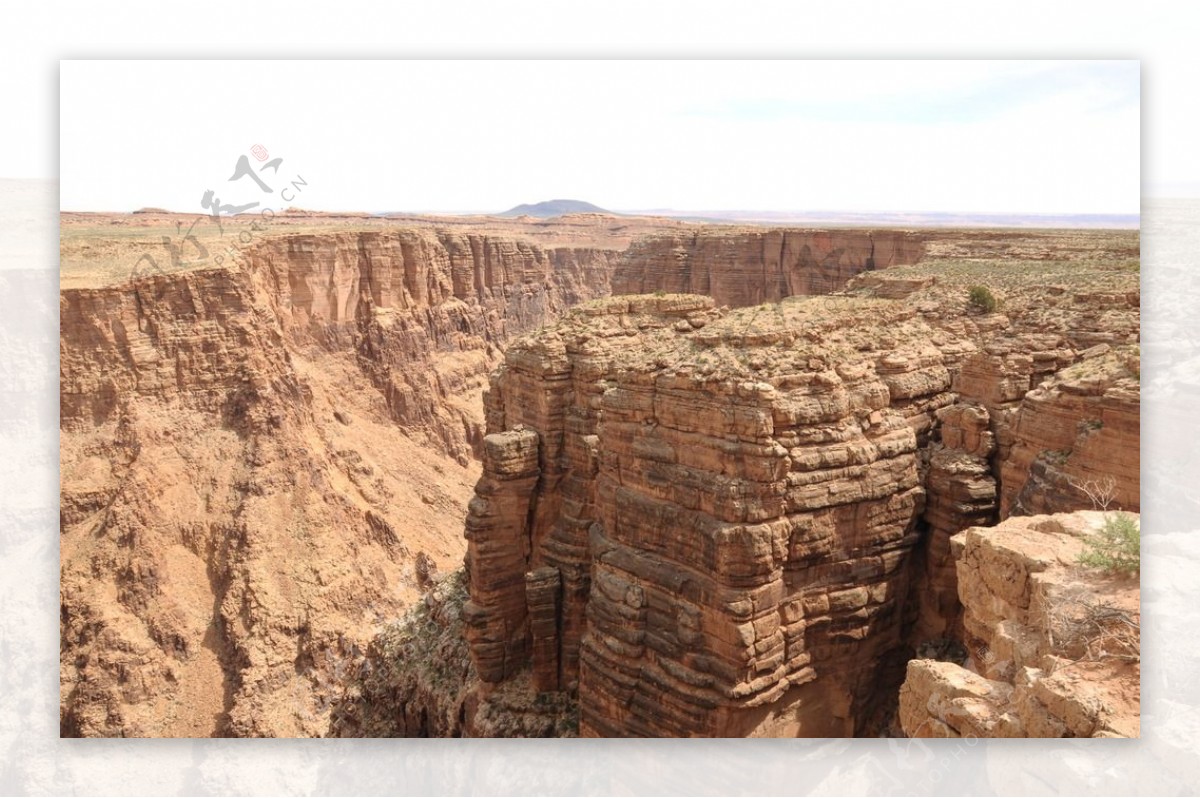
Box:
[611,230,926,307]
[463,293,960,736]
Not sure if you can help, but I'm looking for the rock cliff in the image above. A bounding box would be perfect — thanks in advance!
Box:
[60,216,1140,738]
[899,511,1139,738]
[59,228,617,737]
[460,294,958,736]
[242,231,618,463]
[446,242,1139,737]
[611,230,926,307]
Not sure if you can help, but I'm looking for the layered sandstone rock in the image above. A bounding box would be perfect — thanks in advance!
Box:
[243,231,618,463]
[1000,347,1140,517]
[899,511,1139,738]
[60,268,289,429]
[462,294,962,737]
[611,230,926,307]
[59,228,617,737]
[847,259,1140,648]
[910,402,997,642]
[60,217,1140,738]
[453,245,1141,737]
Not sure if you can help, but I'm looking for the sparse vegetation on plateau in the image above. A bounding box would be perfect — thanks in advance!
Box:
[968,284,999,313]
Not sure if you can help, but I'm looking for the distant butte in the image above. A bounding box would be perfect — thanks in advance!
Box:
[499,199,612,217]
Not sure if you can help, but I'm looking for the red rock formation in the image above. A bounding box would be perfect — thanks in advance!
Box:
[911,402,998,642]
[846,263,1139,651]
[59,229,618,737]
[462,294,960,737]
[60,268,288,429]
[61,219,1141,738]
[1000,347,1140,516]
[611,230,926,307]
[456,245,1141,737]
[899,511,1139,738]
[462,428,542,683]
[242,231,618,463]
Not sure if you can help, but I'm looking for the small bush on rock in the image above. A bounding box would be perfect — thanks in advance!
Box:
[968,285,998,313]
[1078,512,1140,575]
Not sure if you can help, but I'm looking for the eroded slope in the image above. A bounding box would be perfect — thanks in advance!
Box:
[59,227,616,736]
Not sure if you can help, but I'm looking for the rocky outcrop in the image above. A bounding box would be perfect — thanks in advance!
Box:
[462,428,543,684]
[1001,347,1140,517]
[611,230,926,307]
[846,260,1140,649]
[910,402,997,642]
[461,294,962,737]
[451,249,1141,737]
[899,511,1139,738]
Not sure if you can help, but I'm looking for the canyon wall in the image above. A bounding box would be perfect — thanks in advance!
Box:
[999,348,1140,517]
[59,229,617,737]
[61,220,1140,738]
[226,231,616,463]
[453,247,1140,737]
[611,230,926,307]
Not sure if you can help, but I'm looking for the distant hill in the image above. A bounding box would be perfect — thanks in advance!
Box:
[498,199,611,217]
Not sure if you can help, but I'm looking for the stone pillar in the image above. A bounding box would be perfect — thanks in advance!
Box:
[462,427,540,683]
[525,566,562,692]
[913,403,998,642]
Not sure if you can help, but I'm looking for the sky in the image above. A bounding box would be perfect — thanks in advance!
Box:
[59,60,1140,215]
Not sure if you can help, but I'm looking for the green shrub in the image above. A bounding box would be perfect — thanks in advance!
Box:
[1078,512,1140,575]
[968,285,998,313]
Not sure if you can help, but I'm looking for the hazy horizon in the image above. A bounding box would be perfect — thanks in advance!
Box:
[58,201,1143,217]
[57,197,1141,229]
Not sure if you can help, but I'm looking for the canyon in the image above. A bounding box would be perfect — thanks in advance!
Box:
[59,212,1139,737]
